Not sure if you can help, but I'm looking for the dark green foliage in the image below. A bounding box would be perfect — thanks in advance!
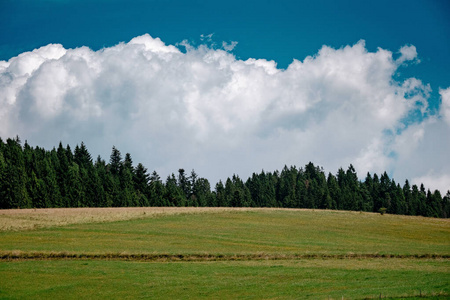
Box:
[0,137,448,218]
[214,180,226,207]
[165,173,184,207]
[109,146,122,176]
[1,138,31,208]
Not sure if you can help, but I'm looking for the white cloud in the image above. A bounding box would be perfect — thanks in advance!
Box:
[222,41,238,52]
[440,87,450,125]
[0,34,448,192]
[392,105,450,193]
[413,172,450,194]
[397,44,419,65]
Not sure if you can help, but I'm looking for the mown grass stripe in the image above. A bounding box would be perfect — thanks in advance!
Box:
[1,251,449,262]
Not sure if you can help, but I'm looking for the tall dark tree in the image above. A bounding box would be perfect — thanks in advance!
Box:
[134,163,149,193]
[215,180,226,207]
[74,142,92,169]
[123,153,133,171]
[443,191,450,218]
[193,177,211,207]
[188,169,199,206]
[276,166,298,208]
[165,173,185,207]
[109,146,122,176]
[2,138,31,208]
[67,162,84,207]
[95,156,112,207]
[0,150,7,208]
[326,173,339,210]
[403,180,413,215]
[177,169,190,202]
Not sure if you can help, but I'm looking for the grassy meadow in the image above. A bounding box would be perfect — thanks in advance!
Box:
[0,208,449,299]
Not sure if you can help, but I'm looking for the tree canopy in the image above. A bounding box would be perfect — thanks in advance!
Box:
[0,137,448,218]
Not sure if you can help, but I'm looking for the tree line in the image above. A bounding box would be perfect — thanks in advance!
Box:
[0,137,448,217]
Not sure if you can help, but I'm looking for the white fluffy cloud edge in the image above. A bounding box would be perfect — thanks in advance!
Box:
[1,34,449,193]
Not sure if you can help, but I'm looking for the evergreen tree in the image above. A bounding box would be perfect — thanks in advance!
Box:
[403,180,413,215]
[134,163,149,193]
[178,169,190,202]
[0,151,7,208]
[418,184,428,216]
[0,136,447,217]
[67,162,84,207]
[326,173,339,210]
[74,142,92,169]
[2,138,31,208]
[119,164,136,207]
[443,191,450,218]
[276,166,298,208]
[215,180,226,207]
[95,156,113,207]
[149,171,166,206]
[371,173,382,212]
[188,169,199,206]
[123,153,133,171]
[193,177,211,207]
[56,142,71,207]
[167,173,186,206]
[109,146,122,176]
[39,157,61,207]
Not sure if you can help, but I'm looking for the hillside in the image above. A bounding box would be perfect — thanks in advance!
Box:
[1,208,449,299]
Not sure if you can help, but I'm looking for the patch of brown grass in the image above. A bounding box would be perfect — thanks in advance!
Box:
[0,207,263,231]
[1,207,448,232]
[1,250,448,262]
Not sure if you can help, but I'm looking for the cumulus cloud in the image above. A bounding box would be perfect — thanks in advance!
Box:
[396,44,419,65]
[391,87,450,193]
[0,34,448,192]
[413,173,450,195]
[222,41,238,52]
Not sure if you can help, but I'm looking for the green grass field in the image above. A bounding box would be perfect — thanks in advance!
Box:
[0,208,449,299]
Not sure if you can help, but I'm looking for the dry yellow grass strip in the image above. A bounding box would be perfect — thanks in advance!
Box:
[0,207,261,231]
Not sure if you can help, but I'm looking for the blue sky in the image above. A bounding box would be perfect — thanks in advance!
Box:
[1,0,449,191]
[2,0,449,87]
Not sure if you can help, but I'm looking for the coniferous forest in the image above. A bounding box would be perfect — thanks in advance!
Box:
[0,137,448,218]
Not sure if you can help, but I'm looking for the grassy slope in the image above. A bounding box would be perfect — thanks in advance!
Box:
[0,209,448,255]
[0,207,251,231]
[0,208,449,299]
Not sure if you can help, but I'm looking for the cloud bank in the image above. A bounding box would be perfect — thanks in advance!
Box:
[1,34,449,192]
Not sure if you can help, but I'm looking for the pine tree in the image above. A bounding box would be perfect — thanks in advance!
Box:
[67,162,84,207]
[326,172,339,210]
[2,138,31,208]
[0,151,7,208]
[193,177,211,207]
[403,180,413,215]
[165,173,185,206]
[188,169,199,206]
[109,146,122,176]
[276,166,298,208]
[443,191,450,218]
[95,156,113,207]
[134,163,149,194]
[178,169,190,203]
[74,142,92,169]
[56,142,71,207]
[149,171,165,206]
[215,180,226,207]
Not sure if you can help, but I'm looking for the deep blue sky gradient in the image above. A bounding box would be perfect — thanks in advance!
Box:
[1,0,449,109]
